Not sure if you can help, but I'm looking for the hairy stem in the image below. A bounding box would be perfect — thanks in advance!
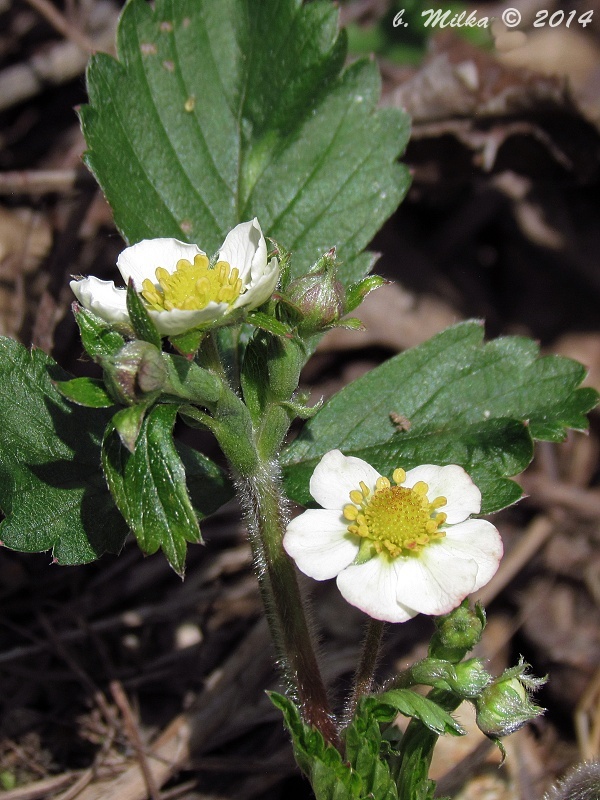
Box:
[237,461,339,747]
[345,617,385,723]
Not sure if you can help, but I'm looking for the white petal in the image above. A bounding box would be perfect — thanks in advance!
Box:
[219,218,265,281]
[117,238,204,288]
[403,464,481,523]
[234,255,279,311]
[70,277,129,325]
[283,509,358,580]
[147,301,229,335]
[336,557,418,622]
[439,519,503,592]
[309,449,381,510]
[390,548,476,615]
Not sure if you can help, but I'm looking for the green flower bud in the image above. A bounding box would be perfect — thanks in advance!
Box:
[429,601,486,663]
[103,340,166,405]
[475,661,545,738]
[286,248,345,333]
[454,659,492,698]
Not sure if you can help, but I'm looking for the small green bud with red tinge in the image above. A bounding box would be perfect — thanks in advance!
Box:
[103,340,166,405]
[286,248,346,333]
[475,659,545,738]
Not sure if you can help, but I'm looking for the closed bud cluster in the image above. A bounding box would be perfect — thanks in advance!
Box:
[475,660,545,738]
[103,341,166,405]
[286,248,345,334]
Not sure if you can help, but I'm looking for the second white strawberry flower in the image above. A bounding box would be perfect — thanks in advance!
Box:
[283,450,503,623]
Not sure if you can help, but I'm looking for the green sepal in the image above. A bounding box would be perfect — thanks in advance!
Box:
[163,354,222,406]
[280,395,323,420]
[112,402,149,452]
[55,377,115,408]
[334,317,364,331]
[126,279,162,348]
[102,404,201,575]
[345,275,388,313]
[169,328,206,358]
[73,304,125,362]
[246,310,294,338]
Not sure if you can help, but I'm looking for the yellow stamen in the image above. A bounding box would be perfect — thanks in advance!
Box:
[393,468,406,484]
[140,254,244,312]
[344,468,448,559]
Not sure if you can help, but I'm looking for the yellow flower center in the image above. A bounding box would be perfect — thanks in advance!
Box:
[343,469,447,559]
[140,255,243,312]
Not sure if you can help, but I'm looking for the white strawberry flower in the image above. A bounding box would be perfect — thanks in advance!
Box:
[283,450,503,623]
[70,218,279,336]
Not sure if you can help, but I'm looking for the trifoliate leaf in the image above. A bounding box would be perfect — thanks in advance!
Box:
[282,321,598,514]
[0,337,128,564]
[80,0,410,284]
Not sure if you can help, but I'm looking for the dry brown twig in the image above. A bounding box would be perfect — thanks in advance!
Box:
[22,0,95,54]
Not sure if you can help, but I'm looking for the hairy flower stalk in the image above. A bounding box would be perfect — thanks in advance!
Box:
[235,461,339,746]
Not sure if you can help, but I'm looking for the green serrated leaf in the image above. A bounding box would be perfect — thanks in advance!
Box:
[55,377,115,408]
[102,405,198,574]
[102,404,229,574]
[282,321,599,514]
[344,698,399,800]
[126,279,162,348]
[0,337,128,564]
[377,689,464,736]
[80,0,410,284]
[73,304,126,362]
[269,692,359,800]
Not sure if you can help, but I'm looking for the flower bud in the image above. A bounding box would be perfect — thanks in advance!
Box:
[286,248,345,333]
[429,601,485,663]
[454,659,492,698]
[103,340,167,405]
[475,662,545,738]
